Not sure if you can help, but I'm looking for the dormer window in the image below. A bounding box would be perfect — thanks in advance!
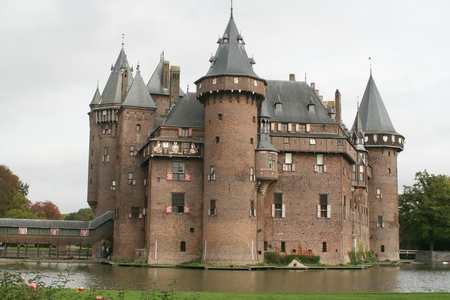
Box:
[307,99,315,113]
[237,34,244,44]
[223,33,229,43]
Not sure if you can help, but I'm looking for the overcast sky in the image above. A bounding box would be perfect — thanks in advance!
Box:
[1,0,449,213]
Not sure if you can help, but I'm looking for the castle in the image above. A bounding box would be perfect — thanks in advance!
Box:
[87,8,404,265]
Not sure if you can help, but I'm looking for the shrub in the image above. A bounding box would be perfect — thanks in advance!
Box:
[265,252,320,265]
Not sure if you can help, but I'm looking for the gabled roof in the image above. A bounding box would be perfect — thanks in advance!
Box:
[89,86,102,106]
[100,48,133,105]
[122,70,157,109]
[199,11,261,80]
[358,75,397,134]
[162,92,204,128]
[265,80,336,124]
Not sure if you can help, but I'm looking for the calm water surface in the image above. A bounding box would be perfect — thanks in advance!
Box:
[1,262,450,293]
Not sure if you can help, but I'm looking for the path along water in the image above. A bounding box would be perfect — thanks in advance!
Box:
[1,261,449,293]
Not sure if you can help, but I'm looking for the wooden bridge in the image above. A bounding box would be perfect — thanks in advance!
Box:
[0,211,114,259]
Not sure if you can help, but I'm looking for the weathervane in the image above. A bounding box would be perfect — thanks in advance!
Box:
[369,57,372,75]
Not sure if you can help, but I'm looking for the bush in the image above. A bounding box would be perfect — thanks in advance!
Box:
[264,252,320,265]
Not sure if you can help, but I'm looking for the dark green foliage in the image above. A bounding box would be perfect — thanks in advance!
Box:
[264,252,320,265]
[399,170,450,251]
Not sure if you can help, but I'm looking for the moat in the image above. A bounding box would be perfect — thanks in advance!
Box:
[1,261,449,293]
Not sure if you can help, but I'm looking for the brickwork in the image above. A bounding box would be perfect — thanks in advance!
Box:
[368,147,400,260]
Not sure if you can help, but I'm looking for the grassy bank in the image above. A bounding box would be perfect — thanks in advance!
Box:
[57,290,450,299]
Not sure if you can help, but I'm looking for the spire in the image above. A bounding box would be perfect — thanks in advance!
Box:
[90,83,102,106]
[230,0,233,18]
[101,46,133,105]
[200,10,262,80]
[358,74,397,134]
[122,34,124,48]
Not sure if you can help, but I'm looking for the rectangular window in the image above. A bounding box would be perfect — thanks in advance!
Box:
[359,165,365,181]
[209,199,216,216]
[180,128,189,137]
[128,172,133,185]
[130,146,135,156]
[281,123,288,132]
[281,242,286,253]
[343,196,347,220]
[317,194,331,219]
[322,242,327,252]
[274,193,283,218]
[250,167,255,181]
[268,154,276,170]
[181,142,190,150]
[351,164,356,180]
[172,193,185,213]
[111,180,116,191]
[136,124,141,131]
[130,207,140,219]
[284,153,292,171]
[250,201,256,217]
[208,166,215,181]
[377,215,384,227]
[310,138,316,145]
[316,154,324,173]
[172,162,185,181]
[180,241,186,252]
[283,137,290,144]
[103,147,109,162]
[376,188,382,199]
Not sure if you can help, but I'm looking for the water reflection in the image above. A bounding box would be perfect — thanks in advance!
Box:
[1,262,449,293]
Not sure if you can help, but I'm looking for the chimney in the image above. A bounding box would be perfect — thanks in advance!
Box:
[169,66,180,108]
[289,74,296,81]
[162,61,170,89]
[335,89,342,125]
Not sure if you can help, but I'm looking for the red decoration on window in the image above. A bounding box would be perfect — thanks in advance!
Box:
[166,173,173,181]
[184,206,190,214]
[165,205,172,214]
[80,230,89,236]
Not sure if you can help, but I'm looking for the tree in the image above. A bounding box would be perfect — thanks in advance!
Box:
[64,208,94,221]
[399,170,450,251]
[30,200,62,220]
[0,165,34,218]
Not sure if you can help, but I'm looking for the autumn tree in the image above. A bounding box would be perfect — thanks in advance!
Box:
[64,208,94,221]
[30,200,62,220]
[0,165,37,218]
[399,170,450,251]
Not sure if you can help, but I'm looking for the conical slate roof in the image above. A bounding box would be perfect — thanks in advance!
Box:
[358,75,397,134]
[90,86,102,106]
[101,48,133,105]
[351,108,367,152]
[202,10,261,80]
[122,70,157,109]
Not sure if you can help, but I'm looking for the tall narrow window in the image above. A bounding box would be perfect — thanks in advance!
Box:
[377,215,384,227]
[111,180,116,191]
[381,245,385,252]
[180,241,186,252]
[250,201,256,217]
[136,124,141,131]
[209,166,215,181]
[179,128,189,137]
[268,154,276,170]
[215,136,220,144]
[103,147,109,162]
[281,242,286,253]
[317,194,330,218]
[218,114,223,120]
[359,165,365,181]
[172,193,185,213]
[343,196,347,219]
[284,153,292,171]
[316,154,324,173]
[172,162,185,181]
[250,167,255,181]
[274,193,283,218]
[322,242,327,252]
[351,164,356,180]
[209,199,216,216]
[128,173,134,185]
[130,146,135,156]
[376,188,382,199]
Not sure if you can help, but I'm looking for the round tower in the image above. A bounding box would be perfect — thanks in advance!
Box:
[195,9,266,264]
[356,74,405,260]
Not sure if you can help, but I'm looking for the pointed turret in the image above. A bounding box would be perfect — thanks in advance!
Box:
[90,85,102,106]
[123,69,157,109]
[101,47,133,105]
[357,75,404,151]
[351,106,367,152]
